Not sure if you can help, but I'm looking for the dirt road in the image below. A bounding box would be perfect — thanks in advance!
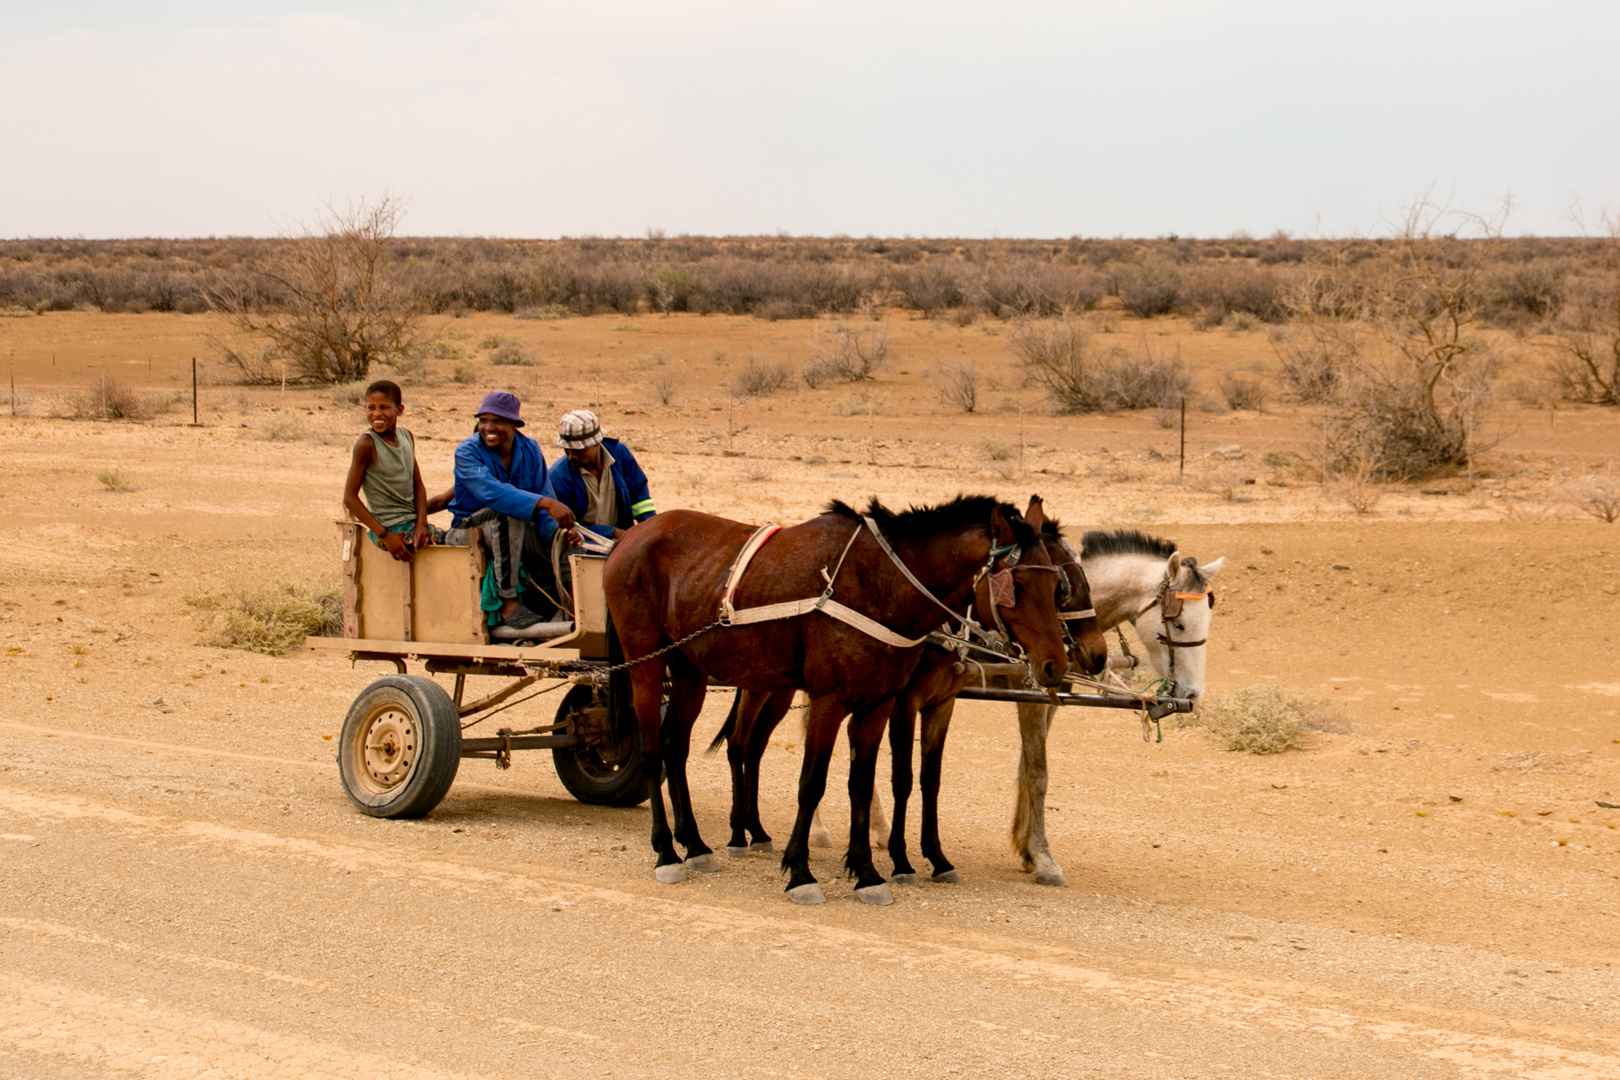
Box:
[3,312,1619,1078]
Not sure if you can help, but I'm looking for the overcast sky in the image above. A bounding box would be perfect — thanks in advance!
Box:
[3,1,1616,239]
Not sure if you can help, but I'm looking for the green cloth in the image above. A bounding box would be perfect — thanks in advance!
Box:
[366,520,415,548]
[360,429,417,530]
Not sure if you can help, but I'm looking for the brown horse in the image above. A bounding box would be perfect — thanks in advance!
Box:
[602,494,1069,903]
[714,500,1108,885]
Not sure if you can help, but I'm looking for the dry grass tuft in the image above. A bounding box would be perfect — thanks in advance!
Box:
[1196,683,1352,754]
[55,379,152,421]
[95,468,132,492]
[201,581,342,656]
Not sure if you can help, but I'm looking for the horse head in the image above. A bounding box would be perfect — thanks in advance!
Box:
[977,498,1070,689]
[1134,551,1225,704]
[1031,507,1108,677]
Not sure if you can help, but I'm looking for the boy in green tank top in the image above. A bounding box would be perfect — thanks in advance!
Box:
[342,380,432,561]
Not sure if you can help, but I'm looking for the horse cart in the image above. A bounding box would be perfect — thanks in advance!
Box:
[307,523,1195,821]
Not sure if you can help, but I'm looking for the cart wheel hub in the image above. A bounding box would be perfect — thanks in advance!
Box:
[361,707,417,790]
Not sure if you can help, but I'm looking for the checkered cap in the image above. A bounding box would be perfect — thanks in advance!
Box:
[557,409,604,449]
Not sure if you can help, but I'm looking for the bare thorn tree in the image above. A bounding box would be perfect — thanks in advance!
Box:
[812,323,891,382]
[1549,207,1620,405]
[933,362,983,413]
[208,195,435,384]
[1324,195,1507,480]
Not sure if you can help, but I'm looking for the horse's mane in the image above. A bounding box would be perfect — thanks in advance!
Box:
[1040,517,1064,538]
[1081,528,1207,586]
[826,494,1036,548]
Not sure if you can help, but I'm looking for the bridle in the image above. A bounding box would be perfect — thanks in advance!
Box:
[1130,567,1216,690]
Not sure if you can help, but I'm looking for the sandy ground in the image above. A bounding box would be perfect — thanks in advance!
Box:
[2,310,1620,1079]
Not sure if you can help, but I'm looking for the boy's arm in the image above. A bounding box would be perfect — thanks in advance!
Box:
[409,438,431,549]
[344,435,412,561]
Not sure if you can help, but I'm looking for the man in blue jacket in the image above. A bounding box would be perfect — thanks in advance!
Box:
[547,409,657,540]
[445,391,577,635]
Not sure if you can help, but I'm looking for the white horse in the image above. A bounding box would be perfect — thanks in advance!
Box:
[1011,528,1223,885]
[807,527,1224,889]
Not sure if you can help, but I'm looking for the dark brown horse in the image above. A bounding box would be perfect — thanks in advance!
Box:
[714,500,1109,885]
[602,494,1069,903]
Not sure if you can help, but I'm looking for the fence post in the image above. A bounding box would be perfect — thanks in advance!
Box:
[1179,397,1186,478]
[192,358,199,426]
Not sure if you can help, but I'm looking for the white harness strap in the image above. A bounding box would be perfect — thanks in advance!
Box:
[718,523,931,649]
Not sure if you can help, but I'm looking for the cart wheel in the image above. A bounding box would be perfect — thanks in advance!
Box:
[338,675,462,819]
[551,683,649,807]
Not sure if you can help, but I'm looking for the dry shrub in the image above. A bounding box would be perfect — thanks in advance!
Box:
[977,438,1014,462]
[1267,322,1358,402]
[731,354,793,398]
[812,323,890,382]
[1570,470,1620,523]
[933,362,982,413]
[56,379,152,420]
[450,360,479,384]
[649,371,679,406]
[1198,684,1351,754]
[488,341,539,367]
[259,417,305,441]
[1218,370,1269,411]
[1011,319,1191,413]
[202,581,342,656]
[330,381,367,406]
[1114,260,1185,318]
[893,262,966,315]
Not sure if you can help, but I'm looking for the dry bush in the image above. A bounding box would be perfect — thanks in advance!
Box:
[330,381,367,406]
[259,417,305,441]
[450,360,479,384]
[1196,684,1351,754]
[56,379,152,421]
[812,324,890,382]
[1218,370,1269,411]
[933,362,982,413]
[1267,322,1359,402]
[741,459,773,482]
[1570,470,1620,523]
[201,581,342,656]
[1331,197,1505,480]
[1011,319,1191,413]
[1326,451,1386,515]
[731,354,793,398]
[977,438,1014,462]
[95,468,132,492]
[649,371,679,406]
[207,196,435,384]
[1546,213,1620,404]
[893,262,965,315]
[1114,260,1185,317]
[488,341,539,367]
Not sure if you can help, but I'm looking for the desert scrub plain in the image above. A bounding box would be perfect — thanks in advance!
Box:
[1,303,1618,1080]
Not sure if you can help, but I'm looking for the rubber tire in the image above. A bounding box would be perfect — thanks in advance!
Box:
[551,682,650,808]
[338,675,462,819]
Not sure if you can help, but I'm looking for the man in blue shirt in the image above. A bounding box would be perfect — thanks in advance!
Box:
[547,409,658,540]
[444,391,577,635]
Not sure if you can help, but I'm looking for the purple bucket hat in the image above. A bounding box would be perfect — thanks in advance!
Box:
[475,390,524,426]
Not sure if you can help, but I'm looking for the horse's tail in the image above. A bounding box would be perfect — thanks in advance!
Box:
[706,693,740,755]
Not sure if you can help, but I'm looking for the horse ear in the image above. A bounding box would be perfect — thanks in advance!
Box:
[1200,556,1226,579]
[990,506,1018,549]
[1024,496,1046,532]
[1166,551,1183,579]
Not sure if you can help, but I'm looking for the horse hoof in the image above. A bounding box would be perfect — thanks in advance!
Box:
[749,840,774,854]
[855,883,894,906]
[685,853,721,873]
[787,883,826,906]
[890,872,919,885]
[654,863,687,885]
[1034,870,1069,887]
[725,846,751,859]
[931,869,961,885]
[807,830,833,849]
